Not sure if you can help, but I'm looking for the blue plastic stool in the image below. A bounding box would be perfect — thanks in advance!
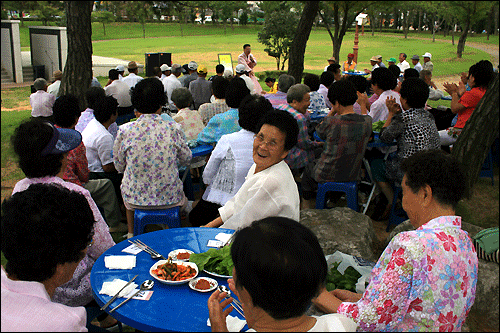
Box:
[134,207,181,236]
[479,150,494,186]
[386,185,408,231]
[315,181,358,211]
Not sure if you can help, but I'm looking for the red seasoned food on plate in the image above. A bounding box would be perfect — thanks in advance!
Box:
[195,279,211,290]
[153,262,196,281]
[176,252,191,260]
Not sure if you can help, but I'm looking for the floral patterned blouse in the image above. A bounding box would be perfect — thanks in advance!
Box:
[172,107,205,141]
[12,176,115,307]
[337,216,478,332]
[113,114,192,206]
[309,91,327,112]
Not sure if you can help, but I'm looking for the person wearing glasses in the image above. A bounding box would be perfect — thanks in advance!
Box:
[203,110,300,230]
[189,94,273,227]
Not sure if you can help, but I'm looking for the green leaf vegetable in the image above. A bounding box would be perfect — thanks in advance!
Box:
[189,244,233,276]
[325,262,362,292]
[372,120,386,133]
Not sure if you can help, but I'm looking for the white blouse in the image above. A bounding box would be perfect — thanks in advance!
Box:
[245,314,357,332]
[219,160,300,230]
[202,129,255,206]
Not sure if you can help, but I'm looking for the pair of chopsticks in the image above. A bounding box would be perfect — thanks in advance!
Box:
[230,298,245,318]
[100,274,138,311]
[128,239,166,260]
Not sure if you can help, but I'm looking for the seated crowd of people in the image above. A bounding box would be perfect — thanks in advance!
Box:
[5,47,495,331]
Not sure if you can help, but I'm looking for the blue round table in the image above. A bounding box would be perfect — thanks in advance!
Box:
[90,228,247,332]
[342,71,369,76]
[191,144,214,157]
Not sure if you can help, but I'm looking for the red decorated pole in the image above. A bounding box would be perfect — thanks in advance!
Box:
[353,23,359,64]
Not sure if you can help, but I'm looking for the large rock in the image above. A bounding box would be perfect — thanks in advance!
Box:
[385,220,499,332]
[299,207,378,263]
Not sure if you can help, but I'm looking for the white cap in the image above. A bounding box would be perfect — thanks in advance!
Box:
[223,68,233,78]
[422,52,432,59]
[160,64,171,72]
[116,65,125,72]
[235,64,247,74]
[188,61,198,70]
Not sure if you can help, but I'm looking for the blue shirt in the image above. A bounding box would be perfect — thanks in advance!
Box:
[197,108,241,144]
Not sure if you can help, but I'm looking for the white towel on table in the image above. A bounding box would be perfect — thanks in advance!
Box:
[99,279,138,298]
[104,255,136,269]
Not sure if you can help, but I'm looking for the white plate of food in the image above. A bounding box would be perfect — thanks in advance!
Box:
[188,277,218,292]
[168,249,194,261]
[150,260,198,285]
[203,269,232,279]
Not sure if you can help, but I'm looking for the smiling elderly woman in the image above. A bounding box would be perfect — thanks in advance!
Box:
[203,109,300,230]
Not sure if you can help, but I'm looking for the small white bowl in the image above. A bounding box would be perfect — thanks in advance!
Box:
[168,249,194,261]
[150,260,198,285]
[189,277,218,292]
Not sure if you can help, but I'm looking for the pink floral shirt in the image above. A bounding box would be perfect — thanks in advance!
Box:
[338,216,478,332]
[172,107,205,141]
[12,176,115,307]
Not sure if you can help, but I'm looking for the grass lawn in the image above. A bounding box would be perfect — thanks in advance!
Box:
[17,21,496,79]
[89,30,491,80]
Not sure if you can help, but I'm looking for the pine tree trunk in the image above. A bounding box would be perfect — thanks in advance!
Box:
[451,74,499,199]
[59,1,93,110]
[288,1,319,84]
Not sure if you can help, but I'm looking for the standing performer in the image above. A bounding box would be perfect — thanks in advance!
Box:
[238,44,263,94]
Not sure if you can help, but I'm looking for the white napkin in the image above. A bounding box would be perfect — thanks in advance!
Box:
[104,255,136,269]
[99,279,138,298]
[207,315,246,332]
[215,233,233,246]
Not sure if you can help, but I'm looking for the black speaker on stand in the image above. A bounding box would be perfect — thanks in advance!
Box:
[145,52,172,77]
[159,53,172,68]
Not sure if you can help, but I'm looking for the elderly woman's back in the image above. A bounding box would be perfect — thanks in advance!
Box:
[171,87,205,141]
[113,78,192,238]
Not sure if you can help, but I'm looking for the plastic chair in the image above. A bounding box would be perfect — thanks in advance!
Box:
[479,150,494,186]
[386,185,408,232]
[133,207,181,236]
[86,305,123,332]
[315,181,358,211]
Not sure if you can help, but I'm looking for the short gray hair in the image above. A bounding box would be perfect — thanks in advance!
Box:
[170,87,193,109]
[419,69,432,80]
[34,78,47,91]
[286,84,310,104]
[171,64,182,74]
[277,74,295,93]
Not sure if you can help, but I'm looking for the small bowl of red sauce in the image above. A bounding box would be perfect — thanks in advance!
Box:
[188,277,218,292]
